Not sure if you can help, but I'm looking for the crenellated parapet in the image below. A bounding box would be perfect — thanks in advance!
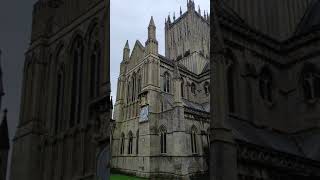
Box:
[165,0,210,61]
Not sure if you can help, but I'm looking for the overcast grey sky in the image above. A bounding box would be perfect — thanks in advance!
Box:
[0,0,210,143]
[0,0,210,138]
[0,0,36,140]
[0,1,209,178]
[0,1,36,179]
[110,0,210,102]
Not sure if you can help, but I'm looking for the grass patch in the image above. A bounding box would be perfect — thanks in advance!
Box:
[110,174,147,180]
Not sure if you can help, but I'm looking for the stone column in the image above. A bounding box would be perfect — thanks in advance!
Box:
[210,1,237,180]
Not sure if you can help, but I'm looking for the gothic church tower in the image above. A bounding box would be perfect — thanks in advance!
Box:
[10,0,111,180]
[112,2,211,179]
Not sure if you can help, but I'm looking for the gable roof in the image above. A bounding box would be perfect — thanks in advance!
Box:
[131,40,144,53]
[129,40,145,60]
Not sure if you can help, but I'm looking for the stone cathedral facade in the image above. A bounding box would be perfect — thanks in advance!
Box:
[113,0,320,179]
[112,1,211,179]
[10,0,111,180]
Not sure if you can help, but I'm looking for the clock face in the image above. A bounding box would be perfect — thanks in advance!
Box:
[139,106,149,122]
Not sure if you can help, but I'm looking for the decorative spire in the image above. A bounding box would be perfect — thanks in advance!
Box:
[173,12,176,21]
[124,40,129,49]
[146,16,158,55]
[198,5,201,14]
[149,16,155,27]
[167,14,171,23]
[187,0,195,11]
[180,6,182,15]
[123,40,130,62]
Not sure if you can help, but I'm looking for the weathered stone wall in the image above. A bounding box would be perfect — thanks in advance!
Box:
[10,0,109,180]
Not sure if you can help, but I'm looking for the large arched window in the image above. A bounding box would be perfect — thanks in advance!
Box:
[128,131,133,154]
[163,72,170,93]
[120,133,125,154]
[55,68,64,133]
[191,126,198,154]
[54,47,64,133]
[181,78,184,97]
[259,67,273,103]
[301,64,320,101]
[90,42,101,98]
[127,80,131,103]
[70,36,84,127]
[136,130,139,154]
[137,73,142,95]
[132,73,136,101]
[159,125,167,154]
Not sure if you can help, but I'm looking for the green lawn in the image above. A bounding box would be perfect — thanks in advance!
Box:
[110,174,147,180]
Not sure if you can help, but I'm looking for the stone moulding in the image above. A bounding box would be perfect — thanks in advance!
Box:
[237,140,320,176]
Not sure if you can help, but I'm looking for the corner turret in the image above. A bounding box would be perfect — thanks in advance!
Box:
[123,40,130,62]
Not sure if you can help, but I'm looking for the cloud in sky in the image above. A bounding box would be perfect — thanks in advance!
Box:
[110,0,210,103]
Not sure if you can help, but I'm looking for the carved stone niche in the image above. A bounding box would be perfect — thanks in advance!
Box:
[139,91,148,107]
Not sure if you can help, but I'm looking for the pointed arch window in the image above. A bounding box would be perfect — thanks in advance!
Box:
[159,126,167,154]
[127,80,131,103]
[191,126,198,154]
[54,46,64,133]
[132,74,136,101]
[259,67,273,103]
[128,131,133,154]
[120,133,125,154]
[136,130,139,154]
[90,42,101,98]
[181,79,184,97]
[55,69,64,133]
[70,36,84,127]
[137,74,142,95]
[163,72,171,93]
